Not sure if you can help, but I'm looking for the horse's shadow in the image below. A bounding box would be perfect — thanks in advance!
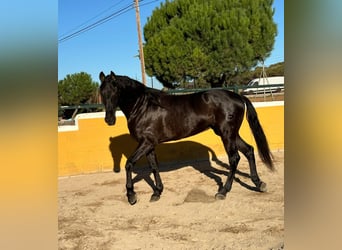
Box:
[109,134,260,193]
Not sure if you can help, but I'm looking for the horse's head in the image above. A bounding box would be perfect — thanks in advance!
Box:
[99,71,119,126]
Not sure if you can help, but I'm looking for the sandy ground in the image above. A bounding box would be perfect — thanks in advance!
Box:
[58,151,284,250]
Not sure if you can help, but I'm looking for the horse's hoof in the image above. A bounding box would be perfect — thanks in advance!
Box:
[259,182,267,192]
[215,193,226,200]
[128,194,137,205]
[150,194,160,202]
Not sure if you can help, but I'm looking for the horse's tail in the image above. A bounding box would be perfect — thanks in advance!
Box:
[241,96,274,170]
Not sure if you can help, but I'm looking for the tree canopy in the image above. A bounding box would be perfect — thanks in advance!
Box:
[58,72,98,106]
[143,0,277,88]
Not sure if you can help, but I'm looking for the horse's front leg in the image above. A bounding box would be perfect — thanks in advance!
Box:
[146,150,164,202]
[125,140,153,205]
[125,159,137,205]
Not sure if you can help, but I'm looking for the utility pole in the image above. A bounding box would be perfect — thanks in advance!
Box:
[134,0,146,85]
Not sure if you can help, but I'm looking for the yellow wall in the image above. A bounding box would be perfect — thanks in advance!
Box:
[58,103,284,176]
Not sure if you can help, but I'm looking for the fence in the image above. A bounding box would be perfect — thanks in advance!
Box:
[163,84,284,95]
[58,84,284,122]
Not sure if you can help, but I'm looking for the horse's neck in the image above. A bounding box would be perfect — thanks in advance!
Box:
[118,84,145,118]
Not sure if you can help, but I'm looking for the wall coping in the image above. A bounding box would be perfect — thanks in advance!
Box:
[58,101,284,132]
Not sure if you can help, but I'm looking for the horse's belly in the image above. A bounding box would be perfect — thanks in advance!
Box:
[158,116,211,143]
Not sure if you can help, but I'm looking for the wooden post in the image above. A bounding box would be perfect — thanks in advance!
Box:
[134,0,146,85]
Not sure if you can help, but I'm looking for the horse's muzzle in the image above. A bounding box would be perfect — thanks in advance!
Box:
[105,116,116,126]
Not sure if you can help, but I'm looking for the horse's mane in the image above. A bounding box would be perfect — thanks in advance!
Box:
[116,75,165,107]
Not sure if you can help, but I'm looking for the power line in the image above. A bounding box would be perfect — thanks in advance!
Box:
[59,3,134,44]
[58,0,160,44]
[140,0,160,8]
[59,0,129,39]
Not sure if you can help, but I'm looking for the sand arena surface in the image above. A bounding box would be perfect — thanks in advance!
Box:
[59,151,284,249]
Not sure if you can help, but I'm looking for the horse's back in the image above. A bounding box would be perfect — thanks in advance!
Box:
[162,89,243,107]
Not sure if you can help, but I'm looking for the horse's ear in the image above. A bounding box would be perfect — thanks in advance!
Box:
[110,71,116,80]
[99,72,105,82]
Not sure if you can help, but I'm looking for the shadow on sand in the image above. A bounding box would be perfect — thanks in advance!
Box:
[109,134,261,193]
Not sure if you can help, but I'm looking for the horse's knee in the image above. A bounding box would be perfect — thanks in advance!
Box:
[229,151,240,168]
[125,160,133,171]
[150,163,159,172]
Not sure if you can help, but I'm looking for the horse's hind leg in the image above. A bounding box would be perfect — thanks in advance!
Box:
[216,131,240,200]
[236,136,267,192]
[146,150,164,202]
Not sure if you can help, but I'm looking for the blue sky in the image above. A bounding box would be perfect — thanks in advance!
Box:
[58,0,284,89]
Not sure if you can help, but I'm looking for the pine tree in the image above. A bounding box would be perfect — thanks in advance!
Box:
[143,0,277,88]
[58,72,98,106]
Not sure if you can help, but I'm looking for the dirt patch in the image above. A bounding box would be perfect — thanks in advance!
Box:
[59,151,284,249]
[184,189,216,203]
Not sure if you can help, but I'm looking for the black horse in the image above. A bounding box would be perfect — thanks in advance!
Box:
[99,71,273,205]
